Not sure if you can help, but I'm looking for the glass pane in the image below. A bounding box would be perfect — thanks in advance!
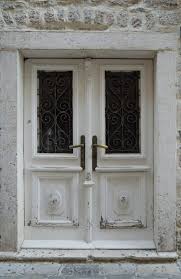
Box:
[105,71,140,154]
[37,71,73,153]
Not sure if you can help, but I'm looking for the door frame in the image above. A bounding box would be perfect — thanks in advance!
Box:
[1,30,176,253]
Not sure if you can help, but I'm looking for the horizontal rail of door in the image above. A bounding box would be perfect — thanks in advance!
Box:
[26,167,83,172]
[95,166,151,173]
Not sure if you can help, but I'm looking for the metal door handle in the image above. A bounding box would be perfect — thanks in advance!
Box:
[69,135,85,170]
[92,144,108,149]
[92,135,108,171]
[69,144,84,149]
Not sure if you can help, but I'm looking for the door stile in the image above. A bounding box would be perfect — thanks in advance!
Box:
[83,59,95,243]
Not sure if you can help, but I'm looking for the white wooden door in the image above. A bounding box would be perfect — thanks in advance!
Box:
[24,59,154,249]
[91,59,154,249]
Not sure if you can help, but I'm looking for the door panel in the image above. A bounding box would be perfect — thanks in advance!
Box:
[31,172,79,227]
[92,59,153,244]
[99,173,146,229]
[24,59,86,241]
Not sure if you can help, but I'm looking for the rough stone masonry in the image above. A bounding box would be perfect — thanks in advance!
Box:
[0,0,181,253]
[0,0,180,31]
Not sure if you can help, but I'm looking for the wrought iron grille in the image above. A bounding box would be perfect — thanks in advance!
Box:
[105,71,140,154]
[38,71,73,153]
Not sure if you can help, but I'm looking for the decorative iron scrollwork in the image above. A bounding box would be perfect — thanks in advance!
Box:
[105,71,140,154]
[38,71,73,153]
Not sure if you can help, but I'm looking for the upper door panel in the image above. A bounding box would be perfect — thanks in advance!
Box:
[91,59,153,169]
[24,59,85,168]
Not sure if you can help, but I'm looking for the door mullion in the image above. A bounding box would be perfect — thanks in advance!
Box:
[83,59,95,243]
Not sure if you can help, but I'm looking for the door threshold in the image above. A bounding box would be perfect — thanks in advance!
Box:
[0,249,177,263]
[22,240,155,250]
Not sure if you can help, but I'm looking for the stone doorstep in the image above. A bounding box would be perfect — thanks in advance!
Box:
[0,262,181,279]
[0,250,178,263]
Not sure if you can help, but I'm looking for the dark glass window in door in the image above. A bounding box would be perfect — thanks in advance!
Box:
[105,71,140,154]
[37,71,73,153]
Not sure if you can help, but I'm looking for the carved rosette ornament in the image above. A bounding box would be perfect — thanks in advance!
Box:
[114,191,130,216]
[119,194,129,209]
[47,191,64,215]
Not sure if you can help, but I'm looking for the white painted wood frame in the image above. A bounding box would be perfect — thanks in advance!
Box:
[23,58,154,249]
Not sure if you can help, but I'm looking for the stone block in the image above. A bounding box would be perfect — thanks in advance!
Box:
[136,263,180,276]
[94,11,105,25]
[0,263,25,276]
[60,264,100,277]
[83,9,94,24]
[28,9,41,23]
[44,8,55,22]
[0,2,16,10]
[159,11,180,25]
[68,8,80,22]
[29,0,49,6]
[24,263,60,275]
[105,12,115,25]
[57,9,64,21]
[117,10,128,27]
[144,0,178,8]
[14,12,27,25]
[57,0,82,4]
[131,15,143,28]
[2,11,14,25]
[146,13,156,30]
[99,263,136,275]
[109,0,140,6]
[0,12,5,26]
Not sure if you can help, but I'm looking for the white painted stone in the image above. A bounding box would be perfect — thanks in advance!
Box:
[154,51,177,252]
[0,51,18,251]
[0,31,177,51]
[0,51,24,252]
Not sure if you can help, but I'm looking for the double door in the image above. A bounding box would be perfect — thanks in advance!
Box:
[24,59,154,249]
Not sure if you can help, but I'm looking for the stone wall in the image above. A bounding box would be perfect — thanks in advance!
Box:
[0,0,180,32]
[0,0,181,252]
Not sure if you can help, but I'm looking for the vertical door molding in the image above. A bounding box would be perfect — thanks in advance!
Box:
[154,51,177,252]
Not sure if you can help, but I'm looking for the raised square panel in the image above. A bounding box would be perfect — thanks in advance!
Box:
[31,172,79,226]
[100,173,146,228]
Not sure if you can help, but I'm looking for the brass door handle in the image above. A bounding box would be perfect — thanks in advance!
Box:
[92,144,108,149]
[69,135,85,170]
[69,144,84,149]
[92,135,108,171]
